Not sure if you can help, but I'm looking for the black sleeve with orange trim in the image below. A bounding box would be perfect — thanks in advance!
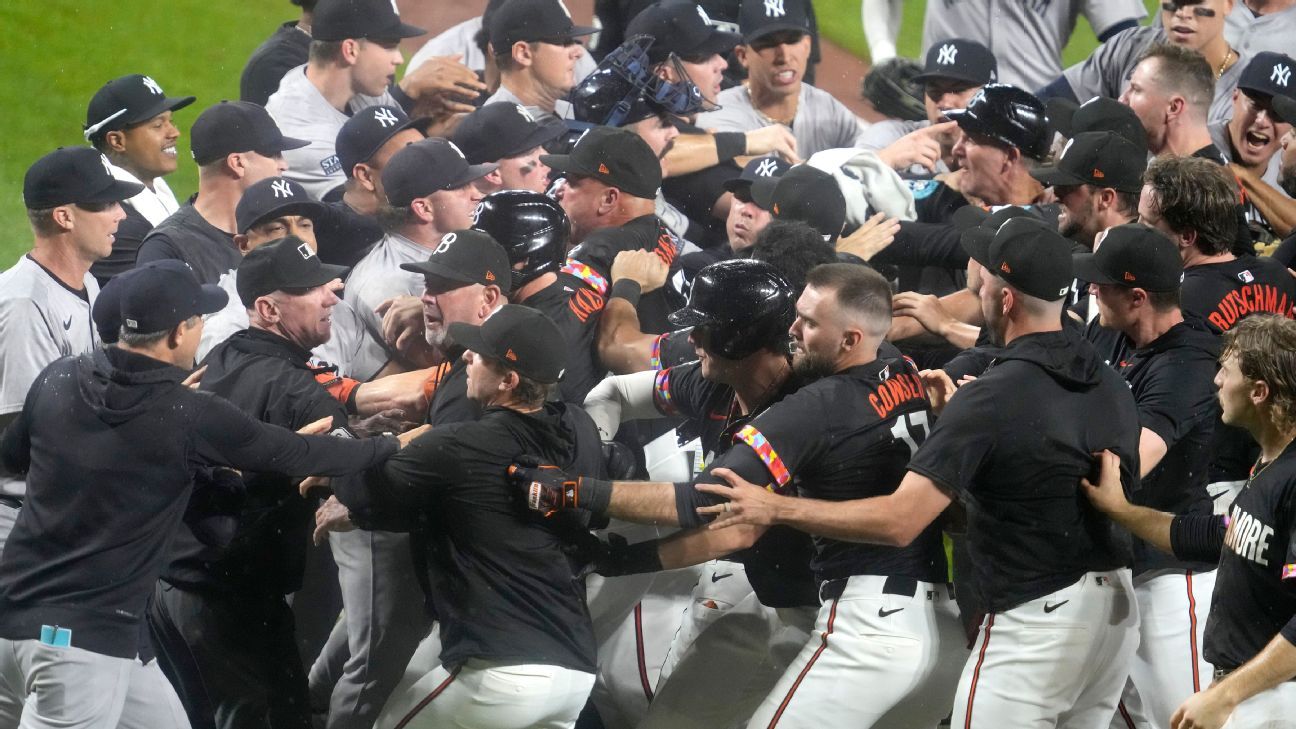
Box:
[314,369,361,415]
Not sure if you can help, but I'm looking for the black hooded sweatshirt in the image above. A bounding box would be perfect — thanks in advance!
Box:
[908,328,1141,613]
[0,347,396,659]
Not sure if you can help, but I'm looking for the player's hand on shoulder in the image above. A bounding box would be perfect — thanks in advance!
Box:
[837,212,900,261]
[695,468,784,528]
[611,249,669,293]
[918,369,957,415]
[1080,449,1129,515]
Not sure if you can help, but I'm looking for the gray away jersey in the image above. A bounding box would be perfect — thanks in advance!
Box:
[922,0,1147,93]
[266,65,396,200]
[1225,2,1296,58]
[0,256,100,498]
[342,232,431,381]
[1061,25,1246,125]
[696,83,865,158]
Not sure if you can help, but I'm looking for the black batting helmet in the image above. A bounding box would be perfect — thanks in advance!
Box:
[471,190,570,290]
[945,84,1051,161]
[668,259,795,360]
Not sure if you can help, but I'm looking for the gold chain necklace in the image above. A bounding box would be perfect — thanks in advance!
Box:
[1217,48,1234,79]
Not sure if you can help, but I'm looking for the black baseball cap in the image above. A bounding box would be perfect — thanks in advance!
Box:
[912,38,998,86]
[1049,96,1148,150]
[541,127,661,199]
[451,103,569,164]
[768,165,846,242]
[190,101,309,166]
[983,217,1075,301]
[237,236,347,307]
[1237,52,1296,100]
[1274,93,1296,125]
[381,139,498,208]
[114,259,228,333]
[724,155,791,207]
[23,147,145,209]
[1031,132,1148,193]
[236,177,325,234]
[336,105,425,179]
[489,0,598,52]
[945,84,1051,161]
[955,204,1042,265]
[94,260,197,343]
[399,229,513,294]
[738,0,812,44]
[312,0,425,41]
[1073,223,1183,292]
[84,74,195,142]
[626,2,742,63]
[448,304,568,383]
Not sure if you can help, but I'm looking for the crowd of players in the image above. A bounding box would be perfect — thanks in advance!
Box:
[2,0,1296,727]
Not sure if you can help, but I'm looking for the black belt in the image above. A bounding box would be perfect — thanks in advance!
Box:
[0,494,21,510]
[820,575,920,601]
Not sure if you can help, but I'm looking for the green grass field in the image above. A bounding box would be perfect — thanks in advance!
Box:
[0,1,1162,269]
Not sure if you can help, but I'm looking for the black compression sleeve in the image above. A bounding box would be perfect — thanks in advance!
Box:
[1169,513,1227,563]
[714,132,746,163]
[609,279,642,307]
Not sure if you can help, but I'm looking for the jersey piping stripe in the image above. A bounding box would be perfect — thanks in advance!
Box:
[1117,700,1136,728]
[393,666,461,729]
[1186,571,1201,692]
[633,602,655,701]
[735,425,791,488]
[963,613,994,729]
[765,596,839,728]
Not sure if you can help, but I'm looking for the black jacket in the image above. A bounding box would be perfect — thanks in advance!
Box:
[0,346,396,659]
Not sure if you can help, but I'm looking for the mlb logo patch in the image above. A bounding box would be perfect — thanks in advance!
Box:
[320,155,342,176]
[1238,270,1255,284]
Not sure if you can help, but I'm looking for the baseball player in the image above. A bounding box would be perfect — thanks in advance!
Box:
[696,0,865,158]
[0,147,142,553]
[1084,313,1296,728]
[323,305,606,729]
[483,0,597,122]
[706,218,1143,727]
[83,73,194,283]
[0,263,404,729]
[1076,225,1222,729]
[1048,0,1245,125]
[861,0,904,63]
[1139,156,1296,515]
[135,100,308,285]
[450,103,568,195]
[921,0,1145,92]
[240,0,315,106]
[264,0,425,199]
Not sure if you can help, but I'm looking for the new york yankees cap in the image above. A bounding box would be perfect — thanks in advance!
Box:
[489,0,598,52]
[738,0,812,44]
[190,101,310,166]
[1031,132,1147,193]
[985,217,1074,302]
[336,105,426,178]
[84,74,195,143]
[626,1,742,63]
[541,126,662,199]
[1236,51,1296,100]
[236,177,325,234]
[111,259,228,333]
[381,138,498,208]
[768,165,846,242]
[912,38,998,87]
[723,155,791,208]
[312,0,426,41]
[23,147,144,209]
[448,304,568,384]
[451,102,568,165]
[399,229,513,294]
[1073,223,1183,292]
[237,236,348,307]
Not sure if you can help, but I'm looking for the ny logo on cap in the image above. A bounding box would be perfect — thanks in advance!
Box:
[1272,63,1291,87]
[755,158,778,177]
[373,108,399,128]
[298,242,314,260]
[434,232,456,255]
[448,141,467,161]
[141,76,163,95]
[937,44,958,65]
[515,104,535,123]
[100,154,114,177]
[764,0,785,17]
[271,180,294,198]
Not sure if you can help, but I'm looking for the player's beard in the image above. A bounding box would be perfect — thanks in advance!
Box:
[792,349,837,381]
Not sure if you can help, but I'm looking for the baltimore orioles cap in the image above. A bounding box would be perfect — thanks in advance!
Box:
[448,304,568,384]
[541,126,662,199]
[1073,223,1183,292]
[399,229,513,295]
